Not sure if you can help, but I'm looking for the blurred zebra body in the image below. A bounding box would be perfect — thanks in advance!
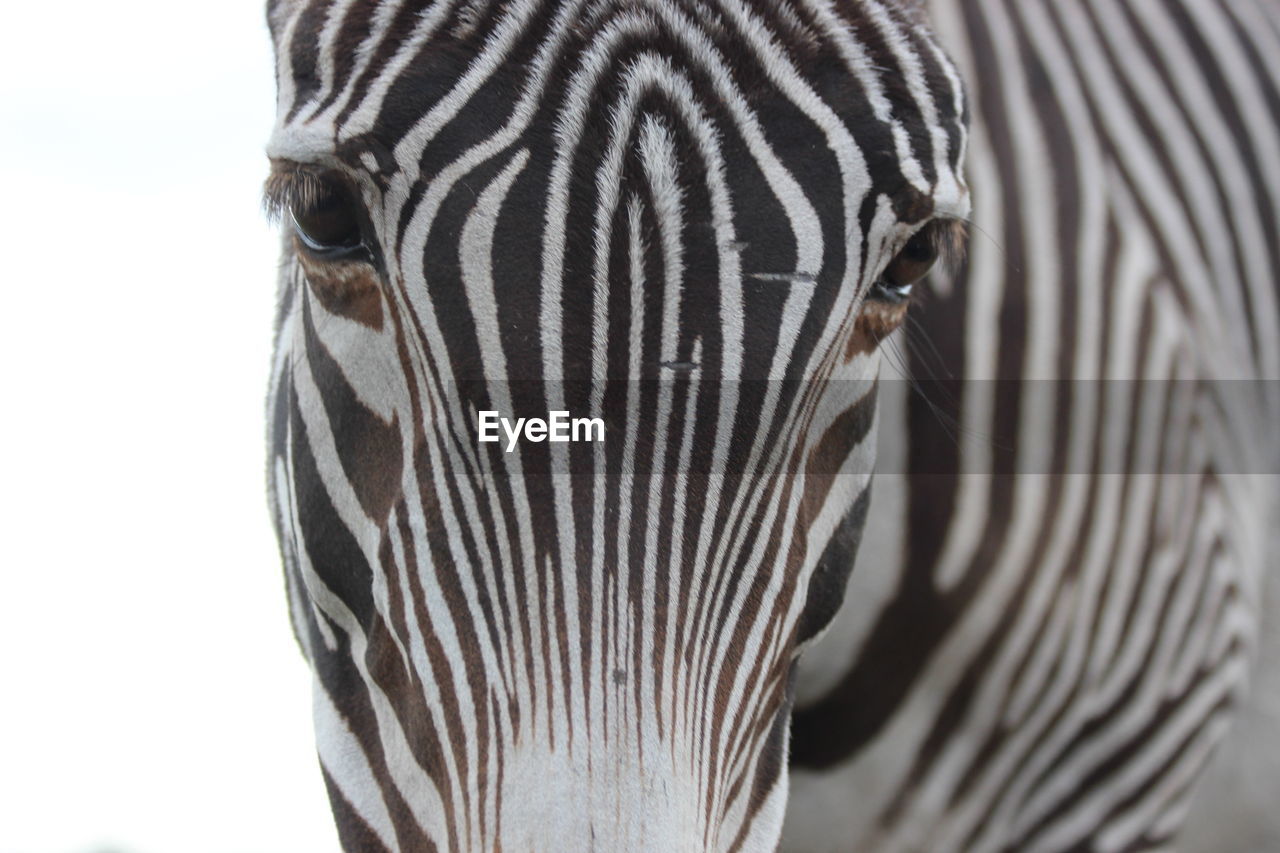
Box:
[786,1,1280,851]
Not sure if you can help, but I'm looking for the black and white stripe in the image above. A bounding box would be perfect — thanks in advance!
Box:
[787,1,1279,851]
[264,0,967,850]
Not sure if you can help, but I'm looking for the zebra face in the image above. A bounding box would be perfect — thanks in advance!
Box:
[264,0,967,850]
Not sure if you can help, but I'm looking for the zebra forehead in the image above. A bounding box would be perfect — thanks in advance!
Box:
[265,0,968,172]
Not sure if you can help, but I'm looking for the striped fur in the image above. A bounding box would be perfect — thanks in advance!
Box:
[787,1,1280,851]
[264,1,968,850]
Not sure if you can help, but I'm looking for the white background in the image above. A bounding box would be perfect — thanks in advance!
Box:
[0,2,342,850]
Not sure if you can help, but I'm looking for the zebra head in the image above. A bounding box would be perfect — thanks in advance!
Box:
[264,0,968,850]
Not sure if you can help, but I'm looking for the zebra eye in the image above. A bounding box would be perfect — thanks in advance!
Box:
[290,180,367,261]
[869,225,940,303]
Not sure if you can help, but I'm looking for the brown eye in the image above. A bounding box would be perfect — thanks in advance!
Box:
[291,180,367,261]
[870,225,940,303]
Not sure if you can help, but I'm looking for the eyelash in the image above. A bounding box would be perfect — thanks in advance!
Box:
[926,218,969,269]
[262,165,329,225]
[263,164,372,264]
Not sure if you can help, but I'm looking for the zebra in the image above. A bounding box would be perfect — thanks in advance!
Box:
[262,1,1278,852]
[783,1,1280,851]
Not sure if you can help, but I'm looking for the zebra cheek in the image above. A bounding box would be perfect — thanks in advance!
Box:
[847,298,910,361]
[295,250,385,330]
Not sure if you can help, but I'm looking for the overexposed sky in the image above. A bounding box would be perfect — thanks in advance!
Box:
[0,3,341,850]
